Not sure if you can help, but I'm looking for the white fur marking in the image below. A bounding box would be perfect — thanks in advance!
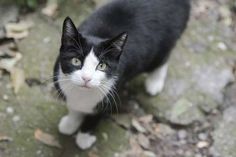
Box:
[145,63,168,96]
[58,110,84,135]
[76,132,97,150]
[58,48,115,113]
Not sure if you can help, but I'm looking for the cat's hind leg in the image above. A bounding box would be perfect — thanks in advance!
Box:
[145,63,168,96]
[58,109,84,135]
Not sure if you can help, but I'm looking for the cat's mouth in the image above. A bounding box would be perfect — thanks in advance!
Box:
[80,82,96,89]
[80,84,91,89]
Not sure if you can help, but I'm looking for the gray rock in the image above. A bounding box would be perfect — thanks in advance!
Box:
[198,133,208,141]
[210,106,236,157]
[0,5,19,39]
[177,130,188,140]
[93,0,110,8]
[193,66,235,104]
[131,13,235,124]
[166,98,204,125]
[155,123,176,139]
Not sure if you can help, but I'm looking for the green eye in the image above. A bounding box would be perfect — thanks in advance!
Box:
[71,58,81,66]
[97,63,107,71]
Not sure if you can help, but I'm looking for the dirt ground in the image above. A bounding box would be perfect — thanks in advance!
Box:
[0,0,236,157]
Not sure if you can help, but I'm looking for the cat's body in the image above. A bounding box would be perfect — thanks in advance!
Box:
[54,0,190,149]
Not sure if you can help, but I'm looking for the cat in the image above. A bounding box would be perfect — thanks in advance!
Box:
[53,0,190,150]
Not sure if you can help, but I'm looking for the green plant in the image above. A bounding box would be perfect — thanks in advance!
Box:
[16,0,38,9]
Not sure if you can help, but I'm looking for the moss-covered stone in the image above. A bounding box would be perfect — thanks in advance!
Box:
[165,98,204,125]
[211,106,236,157]
[0,77,65,157]
[129,17,235,123]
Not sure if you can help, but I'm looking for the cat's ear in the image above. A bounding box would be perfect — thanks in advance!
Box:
[109,32,128,52]
[102,32,128,59]
[61,17,81,46]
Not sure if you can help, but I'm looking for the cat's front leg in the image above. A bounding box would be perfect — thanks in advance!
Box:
[75,114,102,149]
[76,132,97,150]
[58,109,84,135]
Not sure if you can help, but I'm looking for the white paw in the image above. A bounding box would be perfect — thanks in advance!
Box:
[76,132,97,150]
[58,115,80,135]
[145,78,165,96]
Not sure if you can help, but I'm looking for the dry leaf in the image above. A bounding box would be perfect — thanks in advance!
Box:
[129,137,143,155]
[142,151,156,157]
[137,134,150,150]
[10,68,25,94]
[5,21,34,39]
[197,141,209,148]
[42,2,58,17]
[112,114,132,129]
[139,115,153,124]
[34,129,61,148]
[116,136,146,157]
[153,124,175,139]
[93,0,109,8]
[192,1,216,18]
[219,6,232,26]
[88,151,100,157]
[132,119,147,133]
[0,53,22,72]
[7,31,29,39]
[0,134,13,142]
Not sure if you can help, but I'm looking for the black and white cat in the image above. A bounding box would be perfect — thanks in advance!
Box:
[54,0,190,149]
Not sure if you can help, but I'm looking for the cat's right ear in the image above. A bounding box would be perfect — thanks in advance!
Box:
[61,17,79,46]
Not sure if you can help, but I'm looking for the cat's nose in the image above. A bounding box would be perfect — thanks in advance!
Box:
[82,76,92,83]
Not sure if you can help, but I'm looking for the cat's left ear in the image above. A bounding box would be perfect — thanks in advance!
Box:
[102,32,128,59]
[109,32,128,52]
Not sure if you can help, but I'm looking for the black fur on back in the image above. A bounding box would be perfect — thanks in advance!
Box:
[78,0,190,84]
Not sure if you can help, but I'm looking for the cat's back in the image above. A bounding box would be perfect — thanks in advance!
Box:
[80,0,190,38]
[79,0,190,81]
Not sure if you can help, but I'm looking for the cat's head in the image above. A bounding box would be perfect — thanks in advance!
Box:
[58,17,128,90]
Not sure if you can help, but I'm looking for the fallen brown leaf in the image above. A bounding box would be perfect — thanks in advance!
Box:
[10,68,25,94]
[129,136,143,155]
[42,2,58,17]
[132,119,147,133]
[112,114,132,129]
[34,129,61,148]
[137,134,150,150]
[139,115,153,124]
[88,151,100,157]
[197,141,209,148]
[93,0,109,8]
[5,21,34,39]
[0,53,22,72]
[141,151,156,157]
[219,5,232,26]
[0,134,13,142]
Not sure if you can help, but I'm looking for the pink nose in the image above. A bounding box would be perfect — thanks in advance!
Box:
[82,76,91,82]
